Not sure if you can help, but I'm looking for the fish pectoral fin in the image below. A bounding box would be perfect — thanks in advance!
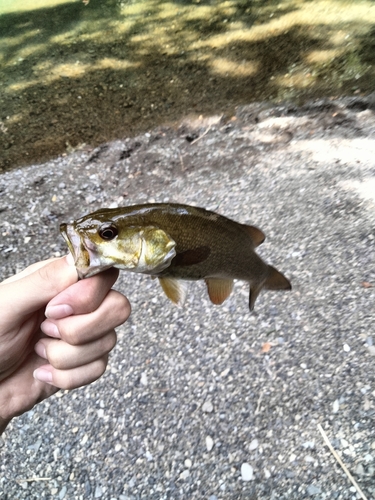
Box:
[205,278,234,305]
[242,224,266,247]
[158,277,187,307]
[173,246,211,266]
[264,265,292,291]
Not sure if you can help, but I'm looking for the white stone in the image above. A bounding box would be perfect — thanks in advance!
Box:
[179,470,190,480]
[202,401,214,413]
[140,372,148,386]
[206,436,214,452]
[249,439,259,451]
[241,463,254,481]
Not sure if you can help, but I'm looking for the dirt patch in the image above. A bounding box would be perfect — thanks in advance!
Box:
[1,0,374,171]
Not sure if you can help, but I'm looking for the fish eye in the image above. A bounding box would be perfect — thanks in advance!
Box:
[98,225,118,241]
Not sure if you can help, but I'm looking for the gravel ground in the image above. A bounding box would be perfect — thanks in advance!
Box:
[1,96,375,499]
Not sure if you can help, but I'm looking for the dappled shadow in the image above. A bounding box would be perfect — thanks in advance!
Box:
[0,0,374,170]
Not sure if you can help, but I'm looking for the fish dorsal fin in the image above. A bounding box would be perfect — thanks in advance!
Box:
[264,265,292,291]
[205,278,234,305]
[242,224,265,247]
[158,277,187,306]
[173,246,211,266]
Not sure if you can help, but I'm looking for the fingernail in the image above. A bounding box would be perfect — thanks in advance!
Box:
[33,368,53,384]
[34,341,47,359]
[40,320,61,338]
[45,304,74,319]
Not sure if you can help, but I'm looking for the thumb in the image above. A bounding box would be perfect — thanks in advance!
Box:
[1,256,78,318]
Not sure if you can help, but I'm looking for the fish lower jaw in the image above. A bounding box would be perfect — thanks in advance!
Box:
[76,263,115,279]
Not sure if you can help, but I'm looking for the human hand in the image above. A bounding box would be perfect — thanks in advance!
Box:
[0,256,130,434]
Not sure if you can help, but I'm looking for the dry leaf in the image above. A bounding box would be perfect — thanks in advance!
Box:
[261,342,272,353]
[362,281,373,288]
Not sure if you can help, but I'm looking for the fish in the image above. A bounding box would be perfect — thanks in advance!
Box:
[60,203,291,311]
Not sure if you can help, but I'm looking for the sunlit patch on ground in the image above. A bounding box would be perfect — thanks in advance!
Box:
[0,0,374,170]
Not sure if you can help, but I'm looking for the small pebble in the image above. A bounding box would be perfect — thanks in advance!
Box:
[59,486,67,499]
[206,436,214,452]
[202,401,214,413]
[241,462,254,481]
[179,470,190,480]
[343,343,350,352]
[333,399,339,413]
[368,346,375,356]
[184,458,192,468]
[355,463,365,475]
[81,434,88,445]
[249,439,259,451]
[307,484,321,496]
[94,485,103,497]
[264,468,271,479]
[140,372,148,386]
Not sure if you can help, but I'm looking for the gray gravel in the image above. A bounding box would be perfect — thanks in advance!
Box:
[1,96,375,500]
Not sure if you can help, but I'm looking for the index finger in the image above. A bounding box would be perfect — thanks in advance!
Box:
[0,257,78,319]
[45,267,120,319]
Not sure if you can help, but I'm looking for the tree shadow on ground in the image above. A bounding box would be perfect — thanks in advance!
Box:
[0,0,374,171]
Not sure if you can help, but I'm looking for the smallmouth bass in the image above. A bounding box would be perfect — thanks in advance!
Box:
[60,203,291,310]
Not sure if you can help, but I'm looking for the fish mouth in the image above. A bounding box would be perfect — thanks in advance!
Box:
[60,223,113,279]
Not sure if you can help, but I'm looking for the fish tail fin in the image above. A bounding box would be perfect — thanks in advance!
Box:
[242,224,266,247]
[264,265,292,291]
[249,265,291,311]
[249,283,263,311]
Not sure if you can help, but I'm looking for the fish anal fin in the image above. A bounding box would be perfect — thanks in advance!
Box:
[205,278,234,305]
[264,265,292,291]
[242,224,265,247]
[158,277,187,306]
[173,246,211,266]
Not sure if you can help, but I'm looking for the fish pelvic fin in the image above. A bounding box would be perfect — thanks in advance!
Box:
[249,265,291,311]
[158,277,187,307]
[242,224,266,247]
[205,278,234,305]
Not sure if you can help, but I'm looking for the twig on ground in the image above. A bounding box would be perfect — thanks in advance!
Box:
[178,151,185,172]
[317,424,368,500]
[16,477,52,483]
[190,126,211,145]
[255,390,263,415]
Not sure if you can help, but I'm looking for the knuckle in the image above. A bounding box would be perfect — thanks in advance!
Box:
[111,292,131,324]
[100,330,117,354]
